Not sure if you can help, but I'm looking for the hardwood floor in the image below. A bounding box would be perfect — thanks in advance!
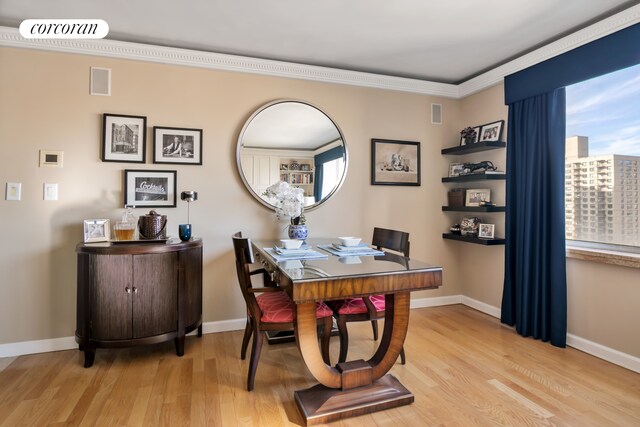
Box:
[0,305,638,426]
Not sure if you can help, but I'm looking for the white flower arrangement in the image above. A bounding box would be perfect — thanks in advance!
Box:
[263,181,306,225]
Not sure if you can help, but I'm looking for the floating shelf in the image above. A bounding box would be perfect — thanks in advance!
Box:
[442,233,505,245]
[442,206,506,212]
[442,174,506,182]
[441,141,506,155]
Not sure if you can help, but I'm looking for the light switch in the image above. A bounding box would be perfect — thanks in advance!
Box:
[6,182,21,201]
[44,183,58,201]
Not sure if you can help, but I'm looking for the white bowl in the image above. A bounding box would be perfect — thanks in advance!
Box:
[280,239,303,250]
[338,236,361,247]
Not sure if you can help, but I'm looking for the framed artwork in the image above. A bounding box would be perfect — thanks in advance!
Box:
[83,219,110,243]
[460,126,481,146]
[153,127,203,165]
[465,188,491,206]
[478,120,504,142]
[102,113,147,163]
[124,169,177,208]
[479,223,495,239]
[371,139,421,186]
[449,162,465,177]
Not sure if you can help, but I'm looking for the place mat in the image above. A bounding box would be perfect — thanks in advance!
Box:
[317,244,385,257]
[330,243,371,252]
[263,247,328,262]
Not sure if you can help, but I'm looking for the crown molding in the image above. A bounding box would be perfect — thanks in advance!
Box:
[458,4,640,97]
[1,4,638,100]
[0,26,459,98]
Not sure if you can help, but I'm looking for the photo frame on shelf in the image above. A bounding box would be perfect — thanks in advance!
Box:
[371,138,421,186]
[83,219,110,243]
[478,120,504,142]
[153,127,202,165]
[449,162,465,177]
[465,188,491,206]
[460,126,481,146]
[479,223,495,239]
[102,113,147,163]
[124,169,177,208]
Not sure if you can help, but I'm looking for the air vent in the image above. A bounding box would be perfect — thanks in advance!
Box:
[90,67,111,96]
[431,103,442,124]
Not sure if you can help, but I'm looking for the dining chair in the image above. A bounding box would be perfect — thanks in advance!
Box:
[331,227,409,364]
[232,232,334,391]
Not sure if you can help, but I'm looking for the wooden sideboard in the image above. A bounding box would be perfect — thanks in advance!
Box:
[75,238,203,367]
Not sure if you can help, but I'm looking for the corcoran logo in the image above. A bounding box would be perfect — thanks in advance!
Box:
[19,19,109,39]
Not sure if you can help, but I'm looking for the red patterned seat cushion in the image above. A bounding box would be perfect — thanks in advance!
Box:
[256,291,333,323]
[336,295,386,315]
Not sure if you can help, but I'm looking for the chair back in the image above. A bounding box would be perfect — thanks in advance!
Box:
[372,227,410,257]
[232,232,261,320]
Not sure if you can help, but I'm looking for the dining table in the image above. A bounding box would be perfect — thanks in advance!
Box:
[252,238,443,425]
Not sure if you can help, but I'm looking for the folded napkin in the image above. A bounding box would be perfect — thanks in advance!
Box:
[263,247,328,262]
[317,244,385,257]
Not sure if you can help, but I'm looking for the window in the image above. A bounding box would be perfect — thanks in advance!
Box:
[565,63,640,249]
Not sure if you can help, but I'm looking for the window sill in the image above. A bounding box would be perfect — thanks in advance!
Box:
[566,246,640,269]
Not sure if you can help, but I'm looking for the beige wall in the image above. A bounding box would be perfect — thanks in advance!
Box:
[0,46,462,345]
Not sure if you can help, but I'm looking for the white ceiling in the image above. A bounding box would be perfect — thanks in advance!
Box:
[0,0,637,84]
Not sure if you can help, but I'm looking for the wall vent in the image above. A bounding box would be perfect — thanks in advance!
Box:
[90,67,111,96]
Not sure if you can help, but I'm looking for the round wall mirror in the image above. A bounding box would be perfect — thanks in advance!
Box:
[236,100,348,211]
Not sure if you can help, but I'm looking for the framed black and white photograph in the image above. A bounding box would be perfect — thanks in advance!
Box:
[478,120,504,142]
[102,113,147,163]
[465,188,491,207]
[83,219,110,243]
[479,223,495,239]
[124,169,177,208]
[460,126,481,146]
[449,162,465,177]
[371,139,421,186]
[153,127,202,165]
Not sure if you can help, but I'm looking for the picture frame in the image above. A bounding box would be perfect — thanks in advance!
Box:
[449,162,465,177]
[478,120,504,142]
[465,188,491,206]
[102,113,147,163]
[479,223,495,239]
[460,126,481,146]
[371,138,421,186]
[153,127,203,165]
[124,169,177,208]
[83,219,110,243]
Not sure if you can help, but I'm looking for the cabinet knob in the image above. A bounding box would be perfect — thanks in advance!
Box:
[125,287,131,294]
[133,287,138,294]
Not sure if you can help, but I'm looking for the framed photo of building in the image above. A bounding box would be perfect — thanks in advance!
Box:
[124,169,177,208]
[83,219,110,243]
[479,223,495,239]
[371,139,421,186]
[479,120,504,142]
[465,188,491,206]
[102,113,147,163]
[153,127,203,165]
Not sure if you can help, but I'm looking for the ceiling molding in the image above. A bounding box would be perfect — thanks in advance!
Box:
[458,4,640,98]
[0,26,459,98]
[0,4,637,100]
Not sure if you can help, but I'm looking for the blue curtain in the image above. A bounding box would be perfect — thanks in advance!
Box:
[313,146,345,202]
[501,88,567,347]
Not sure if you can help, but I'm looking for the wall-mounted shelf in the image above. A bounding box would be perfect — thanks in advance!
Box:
[441,141,506,155]
[442,173,506,183]
[442,206,506,212]
[442,233,505,245]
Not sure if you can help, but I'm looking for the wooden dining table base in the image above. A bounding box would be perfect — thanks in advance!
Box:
[294,292,413,425]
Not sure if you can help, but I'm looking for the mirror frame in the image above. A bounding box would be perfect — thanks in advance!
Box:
[236,99,349,212]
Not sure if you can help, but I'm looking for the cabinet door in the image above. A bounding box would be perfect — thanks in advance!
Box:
[180,247,203,328]
[91,255,133,340]
[132,252,178,338]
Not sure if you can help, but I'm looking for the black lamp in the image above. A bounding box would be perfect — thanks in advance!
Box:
[179,191,198,241]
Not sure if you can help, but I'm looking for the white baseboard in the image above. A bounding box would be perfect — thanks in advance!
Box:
[2,296,638,374]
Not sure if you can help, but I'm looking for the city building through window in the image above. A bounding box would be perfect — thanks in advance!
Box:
[565,64,640,250]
